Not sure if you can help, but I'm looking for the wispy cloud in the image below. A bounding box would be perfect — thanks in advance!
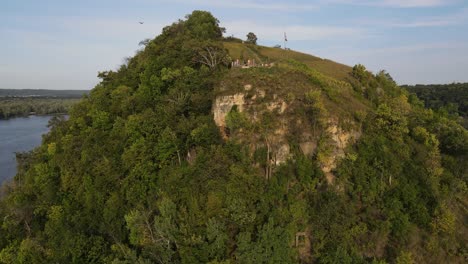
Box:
[391,8,468,27]
[61,17,167,40]
[355,42,467,55]
[2,14,169,44]
[224,21,362,42]
[351,7,468,28]
[326,0,459,8]
[156,0,318,11]
[379,0,456,7]
[309,41,468,84]
[2,0,467,89]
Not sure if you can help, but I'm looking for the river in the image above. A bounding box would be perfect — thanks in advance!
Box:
[0,115,52,184]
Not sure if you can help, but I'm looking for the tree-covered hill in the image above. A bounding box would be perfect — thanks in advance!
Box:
[0,11,467,263]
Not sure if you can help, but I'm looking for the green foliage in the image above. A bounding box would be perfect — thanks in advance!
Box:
[225,106,250,131]
[350,65,404,105]
[403,83,468,127]
[235,219,293,263]
[124,198,177,263]
[223,36,243,43]
[433,119,468,155]
[0,98,80,119]
[374,103,409,139]
[395,251,415,264]
[304,89,328,134]
[316,134,334,166]
[185,10,225,40]
[246,32,258,45]
[352,64,369,83]
[287,59,351,100]
[0,89,88,98]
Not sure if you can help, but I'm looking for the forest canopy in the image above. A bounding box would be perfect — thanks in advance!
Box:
[403,83,468,127]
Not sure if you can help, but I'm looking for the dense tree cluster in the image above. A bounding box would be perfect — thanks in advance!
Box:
[402,83,468,128]
[0,89,88,98]
[0,98,80,119]
[0,11,466,263]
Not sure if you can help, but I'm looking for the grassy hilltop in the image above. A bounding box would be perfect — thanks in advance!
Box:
[223,41,352,81]
[0,11,466,264]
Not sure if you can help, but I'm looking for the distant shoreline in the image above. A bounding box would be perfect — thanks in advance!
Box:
[0,112,68,121]
[0,88,90,98]
[0,97,81,120]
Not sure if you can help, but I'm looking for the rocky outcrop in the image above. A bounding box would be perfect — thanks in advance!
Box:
[320,122,361,184]
[213,85,293,167]
[300,141,317,157]
[212,84,360,185]
[213,93,245,127]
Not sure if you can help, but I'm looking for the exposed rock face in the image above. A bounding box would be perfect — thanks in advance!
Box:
[300,141,317,157]
[213,86,293,167]
[274,144,291,165]
[213,93,245,127]
[257,89,266,98]
[267,100,287,114]
[212,84,361,185]
[320,122,361,184]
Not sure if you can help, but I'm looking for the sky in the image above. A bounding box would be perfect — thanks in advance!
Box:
[1,0,467,90]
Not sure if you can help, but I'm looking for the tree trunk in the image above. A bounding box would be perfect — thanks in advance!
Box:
[264,136,271,180]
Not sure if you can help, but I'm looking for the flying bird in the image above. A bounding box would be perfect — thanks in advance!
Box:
[139,21,144,24]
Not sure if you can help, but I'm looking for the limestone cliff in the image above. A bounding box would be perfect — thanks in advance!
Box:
[212,70,364,184]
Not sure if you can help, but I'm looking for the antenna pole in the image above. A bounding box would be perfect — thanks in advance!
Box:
[284,32,287,50]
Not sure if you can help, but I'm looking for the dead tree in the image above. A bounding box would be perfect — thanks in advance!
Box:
[193,45,230,70]
[264,135,272,180]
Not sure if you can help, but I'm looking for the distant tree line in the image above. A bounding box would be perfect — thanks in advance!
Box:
[0,89,88,98]
[0,98,81,119]
[403,83,468,127]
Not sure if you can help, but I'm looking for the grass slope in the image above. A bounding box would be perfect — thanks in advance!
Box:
[221,42,370,129]
[223,42,352,81]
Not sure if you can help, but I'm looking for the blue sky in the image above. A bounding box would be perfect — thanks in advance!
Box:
[1,0,467,90]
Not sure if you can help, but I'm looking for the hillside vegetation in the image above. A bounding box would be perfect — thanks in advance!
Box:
[0,11,467,264]
[223,42,352,81]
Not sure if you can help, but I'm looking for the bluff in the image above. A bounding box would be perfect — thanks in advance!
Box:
[0,11,467,264]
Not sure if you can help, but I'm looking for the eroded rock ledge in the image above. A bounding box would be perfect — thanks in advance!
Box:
[212,83,360,184]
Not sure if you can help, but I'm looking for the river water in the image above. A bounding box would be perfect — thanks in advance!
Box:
[0,115,52,184]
